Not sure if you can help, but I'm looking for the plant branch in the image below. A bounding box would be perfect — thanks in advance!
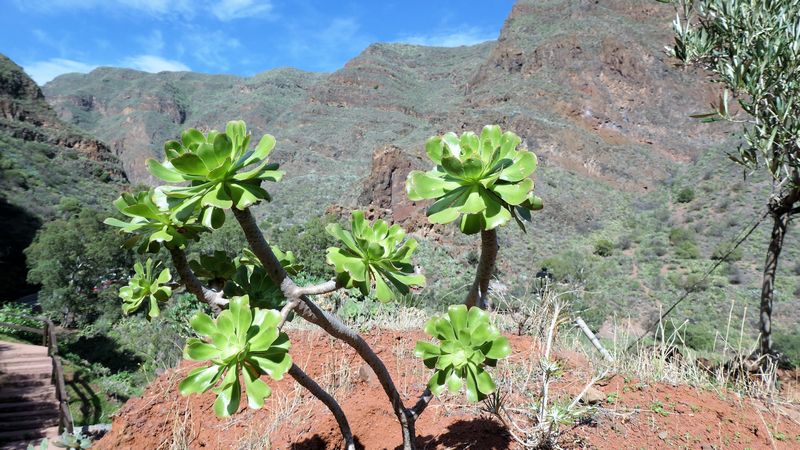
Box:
[296,279,339,296]
[232,207,421,449]
[410,388,433,419]
[288,363,356,450]
[465,228,498,309]
[168,247,226,314]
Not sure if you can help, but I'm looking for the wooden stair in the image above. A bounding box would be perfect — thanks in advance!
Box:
[0,341,61,449]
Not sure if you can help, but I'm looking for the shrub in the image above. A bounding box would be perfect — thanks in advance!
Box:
[0,302,40,342]
[593,239,614,257]
[676,187,695,203]
[25,207,134,327]
[711,242,743,262]
[269,214,338,278]
[668,227,694,246]
[675,241,700,259]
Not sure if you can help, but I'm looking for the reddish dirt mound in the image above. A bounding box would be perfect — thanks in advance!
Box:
[97,330,800,449]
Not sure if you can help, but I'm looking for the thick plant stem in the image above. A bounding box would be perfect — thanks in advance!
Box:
[170,246,353,448]
[289,364,355,450]
[759,211,790,356]
[759,183,799,358]
[168,247,224,314]
[232,207,421,449]
[465,229,498,309]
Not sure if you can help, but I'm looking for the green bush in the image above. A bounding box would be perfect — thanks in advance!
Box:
[593,239,614,257]
[664,321,715,351]
[668,227,694,245]
[676,187,695,203]
[773,327,800,368]
[0,303,40,342]
[675,241,700,259]
[25,207,134,327]
[710,242,743,262]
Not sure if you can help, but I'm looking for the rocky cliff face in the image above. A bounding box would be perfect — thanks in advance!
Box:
[0,54,127,300]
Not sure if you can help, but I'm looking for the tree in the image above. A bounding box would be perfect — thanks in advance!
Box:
[666,0,800,357]
[25,207,134,327]
[106,120,528,449]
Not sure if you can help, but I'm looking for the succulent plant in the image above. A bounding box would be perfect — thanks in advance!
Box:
[406,125,542,234]
[179,295,292,417]
[238,247,303,276]
[415,305,511,402]
[190,250,238,285]
[52,431,92,449]
[326,211,425,301]
[104,189,206,253]
[118,258,172,318]
[224,247,302,310]
[147,120,284,229]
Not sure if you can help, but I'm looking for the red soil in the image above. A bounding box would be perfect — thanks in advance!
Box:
[96,330,800,449]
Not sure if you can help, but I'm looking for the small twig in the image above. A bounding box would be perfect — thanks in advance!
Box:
[576,317,613,362]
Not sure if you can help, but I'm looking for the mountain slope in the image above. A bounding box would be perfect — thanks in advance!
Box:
[40,0,800,341]
[0,54,127,300]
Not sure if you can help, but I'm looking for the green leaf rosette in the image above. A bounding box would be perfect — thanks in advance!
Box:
[179,295,292,417]
[415,304,511,402]
[406,125,543,234]
[104,189,205,253]
[325,211,425,301]
[147,120,284,229]
[118,258,172,318]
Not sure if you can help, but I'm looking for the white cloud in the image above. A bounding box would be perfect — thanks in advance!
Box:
[14,0,192,15]
[137,30,165,53]
[398,27,497,47]
[181,31,241,70]
[211,0,272,21]
[284,17,370,71]
[15,0,270,20]
[25,55,190,85]
[122,55,190,73]
[24,58,98,85]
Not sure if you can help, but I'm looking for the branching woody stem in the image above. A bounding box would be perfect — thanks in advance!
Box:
[168,246,355,448]
[168,247,226,314]
[289,364,356,450]
[232,207,425,450]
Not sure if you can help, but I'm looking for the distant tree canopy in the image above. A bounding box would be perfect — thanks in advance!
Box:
[25,207,134,327]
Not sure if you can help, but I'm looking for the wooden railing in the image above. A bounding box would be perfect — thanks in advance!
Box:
[0,314,74,434]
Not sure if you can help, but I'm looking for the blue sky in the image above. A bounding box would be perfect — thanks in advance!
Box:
[1,0,515,85]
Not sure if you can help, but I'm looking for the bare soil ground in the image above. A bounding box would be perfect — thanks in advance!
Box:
[96,330,800,449]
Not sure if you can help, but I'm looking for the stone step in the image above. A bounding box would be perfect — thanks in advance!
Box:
[0,374,51,388]
[0,408,58,421]
[0,371,51,385]
[0,357,53,370]
[0,426,59,445]
[0,386,56,402]
[0,415,59,432]
[0,362,52,376]
[0,400,59,414]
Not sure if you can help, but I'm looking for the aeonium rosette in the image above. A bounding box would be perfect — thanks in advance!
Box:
[179,295,292,417]
[406,125,542,234]
[415,304,511,402]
